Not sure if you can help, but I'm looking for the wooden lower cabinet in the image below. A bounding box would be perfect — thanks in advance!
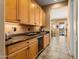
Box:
[6,38,38,59]
[46,34,50,46]
[43,36,47,48]
[28,38,38,59]
[43,34,50,48]
[8,47,28,59]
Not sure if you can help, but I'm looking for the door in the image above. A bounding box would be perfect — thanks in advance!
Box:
[8,47,28,59]
[18,0,29,24]
[6,0,17,22]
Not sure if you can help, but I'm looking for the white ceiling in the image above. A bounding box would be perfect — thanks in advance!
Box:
[50,6,67,19]
[37,0,66,5]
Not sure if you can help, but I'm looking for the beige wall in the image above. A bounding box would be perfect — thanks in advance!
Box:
[0,0,5,59]
[67,0,77,58]
[43,1,68,31]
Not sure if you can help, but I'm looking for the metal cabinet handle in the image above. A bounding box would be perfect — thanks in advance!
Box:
[27,42,29,43]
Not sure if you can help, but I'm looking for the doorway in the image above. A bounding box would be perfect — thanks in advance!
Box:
[50,19,67,50]
[50,4,68,49]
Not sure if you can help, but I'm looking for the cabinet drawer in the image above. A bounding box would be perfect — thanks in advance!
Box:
[7,41,28,55]
[27,38,38,44]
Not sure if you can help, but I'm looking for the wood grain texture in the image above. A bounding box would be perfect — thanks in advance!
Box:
[6,0,17,22]
[18,0,29,24]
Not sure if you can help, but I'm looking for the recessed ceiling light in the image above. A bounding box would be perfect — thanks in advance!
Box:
[54,0,57,1]
[31,4,35,7]
[51,3,63,8]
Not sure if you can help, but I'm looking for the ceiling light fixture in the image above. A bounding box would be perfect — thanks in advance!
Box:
[51,3,63,8]
[54,0,57,1]
[31,4,35,7]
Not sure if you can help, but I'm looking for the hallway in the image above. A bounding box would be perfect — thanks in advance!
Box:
[37,36,74,59]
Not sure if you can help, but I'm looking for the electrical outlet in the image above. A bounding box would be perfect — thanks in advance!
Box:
[12,27,16,32]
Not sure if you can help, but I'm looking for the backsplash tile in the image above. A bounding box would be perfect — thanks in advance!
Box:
[5,22,35,34]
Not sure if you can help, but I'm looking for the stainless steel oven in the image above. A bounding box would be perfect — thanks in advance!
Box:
[37,35,43,52]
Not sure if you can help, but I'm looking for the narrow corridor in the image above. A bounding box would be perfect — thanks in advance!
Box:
[37,36,74,59]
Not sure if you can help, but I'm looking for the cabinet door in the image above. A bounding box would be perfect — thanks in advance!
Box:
[42,10,46,26]
[43,36,47,48]
[28,38,38,59]
[35,3,40,25]
[39,8,46,26]
[29,0,35,25]
[8,47,28,59]
[18,0,29,24]
[46,34,50,45]
[43,34,50,48]
[6,0,17,22]
[39,8,43,26]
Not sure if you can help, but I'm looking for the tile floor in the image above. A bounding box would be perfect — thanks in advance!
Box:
[37,36,74,59]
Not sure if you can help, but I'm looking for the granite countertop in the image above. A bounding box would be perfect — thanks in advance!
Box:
[6,31,49,46]
[5,35,38,46]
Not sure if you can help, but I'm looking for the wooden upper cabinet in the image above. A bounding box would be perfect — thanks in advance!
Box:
[5,0,17,22]
[42,10,46,26]
[5,0,46,26]
[18,0,29,24]
[29,0,35,25]
[39,8,43,26]
[39,8,46,26]
[35,3,40,25]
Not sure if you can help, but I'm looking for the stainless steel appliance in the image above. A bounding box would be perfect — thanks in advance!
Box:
[37,34,43,52]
